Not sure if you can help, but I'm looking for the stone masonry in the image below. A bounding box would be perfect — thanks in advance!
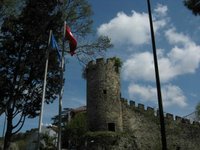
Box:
[86,58,200,150]
[86,58,123,132]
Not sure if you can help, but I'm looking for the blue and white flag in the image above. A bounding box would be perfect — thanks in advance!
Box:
[50,33,61,62]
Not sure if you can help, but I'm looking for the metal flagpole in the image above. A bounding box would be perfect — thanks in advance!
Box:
[57,21,66,150]
[146,0,167,149]
[38,30,52,150]
[2,113,6,137]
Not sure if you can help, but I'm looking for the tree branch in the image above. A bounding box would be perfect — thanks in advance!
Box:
[12,115,26,135]
[12,112,24,129]
[13,108,21,118]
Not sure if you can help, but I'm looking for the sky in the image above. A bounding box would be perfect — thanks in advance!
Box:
[1,0,200,135]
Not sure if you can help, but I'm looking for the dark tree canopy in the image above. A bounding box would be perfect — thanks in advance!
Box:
[0,0,25,24]
[0,0,63,119]
[184,0,200,15]
[0,0,112,149]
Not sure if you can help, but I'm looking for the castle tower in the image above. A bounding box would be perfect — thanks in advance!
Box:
[86,58,123,132]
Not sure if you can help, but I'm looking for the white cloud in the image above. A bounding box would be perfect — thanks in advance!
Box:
[128,83,187,108]
[97,11,150,46]
[122,28,200,82]
[154,4,168,17]
[153,4,168,32]
[165,28,191,45]
[122,52,155,81]
[166,28,200,75]
[162,84,187,108]
[128,84,156,101]
[97,4,198,110]
[122,51,177,82]
[97,6,167,47]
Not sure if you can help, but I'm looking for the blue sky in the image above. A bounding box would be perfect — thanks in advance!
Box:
[1,0,200,135]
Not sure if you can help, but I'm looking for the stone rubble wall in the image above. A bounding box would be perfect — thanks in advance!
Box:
[121,98,200,150]
[86,58,200,150]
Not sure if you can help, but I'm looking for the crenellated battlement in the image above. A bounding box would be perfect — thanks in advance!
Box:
[86,57,121,74]
[87,58,103,71]
[121,98,200,126]
[87,58,116,68]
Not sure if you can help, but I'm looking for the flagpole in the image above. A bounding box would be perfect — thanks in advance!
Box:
[38,30,52,150]
[146,0,167,149]
[2,113,6,137]
[57,21,66,150]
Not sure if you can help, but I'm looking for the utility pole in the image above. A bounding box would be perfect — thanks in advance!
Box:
[146,0,167,149]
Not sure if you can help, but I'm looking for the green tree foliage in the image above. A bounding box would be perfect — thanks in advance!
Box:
[0,0,112,149]
[184,0,200,15]
[196,102,200,120]
[63,112,87,149]
[40,133,57,150]
[112,57,122,73]
[0,0,26,23]
[51,108,72,127]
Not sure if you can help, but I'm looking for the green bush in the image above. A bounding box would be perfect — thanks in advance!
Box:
[62,112,88,148]
[16,140,26,150]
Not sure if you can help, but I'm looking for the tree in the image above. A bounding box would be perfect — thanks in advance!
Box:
[196,102,200,120]
[184,0,200,15]
[0,0,26,24]
[0,0,112,149]
[1,1,63,149]
[62,112,87,149]
[40,133,57,150]
[51,108,72,127]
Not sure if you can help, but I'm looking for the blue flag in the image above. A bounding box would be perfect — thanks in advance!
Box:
[50,33,61,62]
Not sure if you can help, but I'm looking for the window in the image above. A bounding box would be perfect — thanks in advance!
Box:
[103,90,107,94]
[108,123,115,131]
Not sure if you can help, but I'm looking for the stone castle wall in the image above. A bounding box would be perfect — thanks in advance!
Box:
[121,98,200,150]
[86,58,200,150]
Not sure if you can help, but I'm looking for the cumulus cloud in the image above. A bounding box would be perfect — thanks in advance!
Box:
[122,28,200,108]
[154,4,168,17]
[128,84,156,101]
[122,51,177,82]
[97,4,167,47]
[122,28,200,82]
[128,84,187,108]
[97,11,150,46]
[97,4,199,109]
[122,52,155,81]
[165,28,191,45]
[166,28,200,75]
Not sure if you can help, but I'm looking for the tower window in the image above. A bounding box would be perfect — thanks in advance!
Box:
[108,123,115,131]
[103,89,107,94]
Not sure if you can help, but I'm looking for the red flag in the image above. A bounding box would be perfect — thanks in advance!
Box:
[65,26,77,56]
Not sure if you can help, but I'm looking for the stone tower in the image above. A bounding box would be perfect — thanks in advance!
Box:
[86,58,123,132]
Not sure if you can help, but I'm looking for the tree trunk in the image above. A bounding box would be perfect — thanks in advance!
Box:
[3,111,13,150]
[3,50,21,150]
